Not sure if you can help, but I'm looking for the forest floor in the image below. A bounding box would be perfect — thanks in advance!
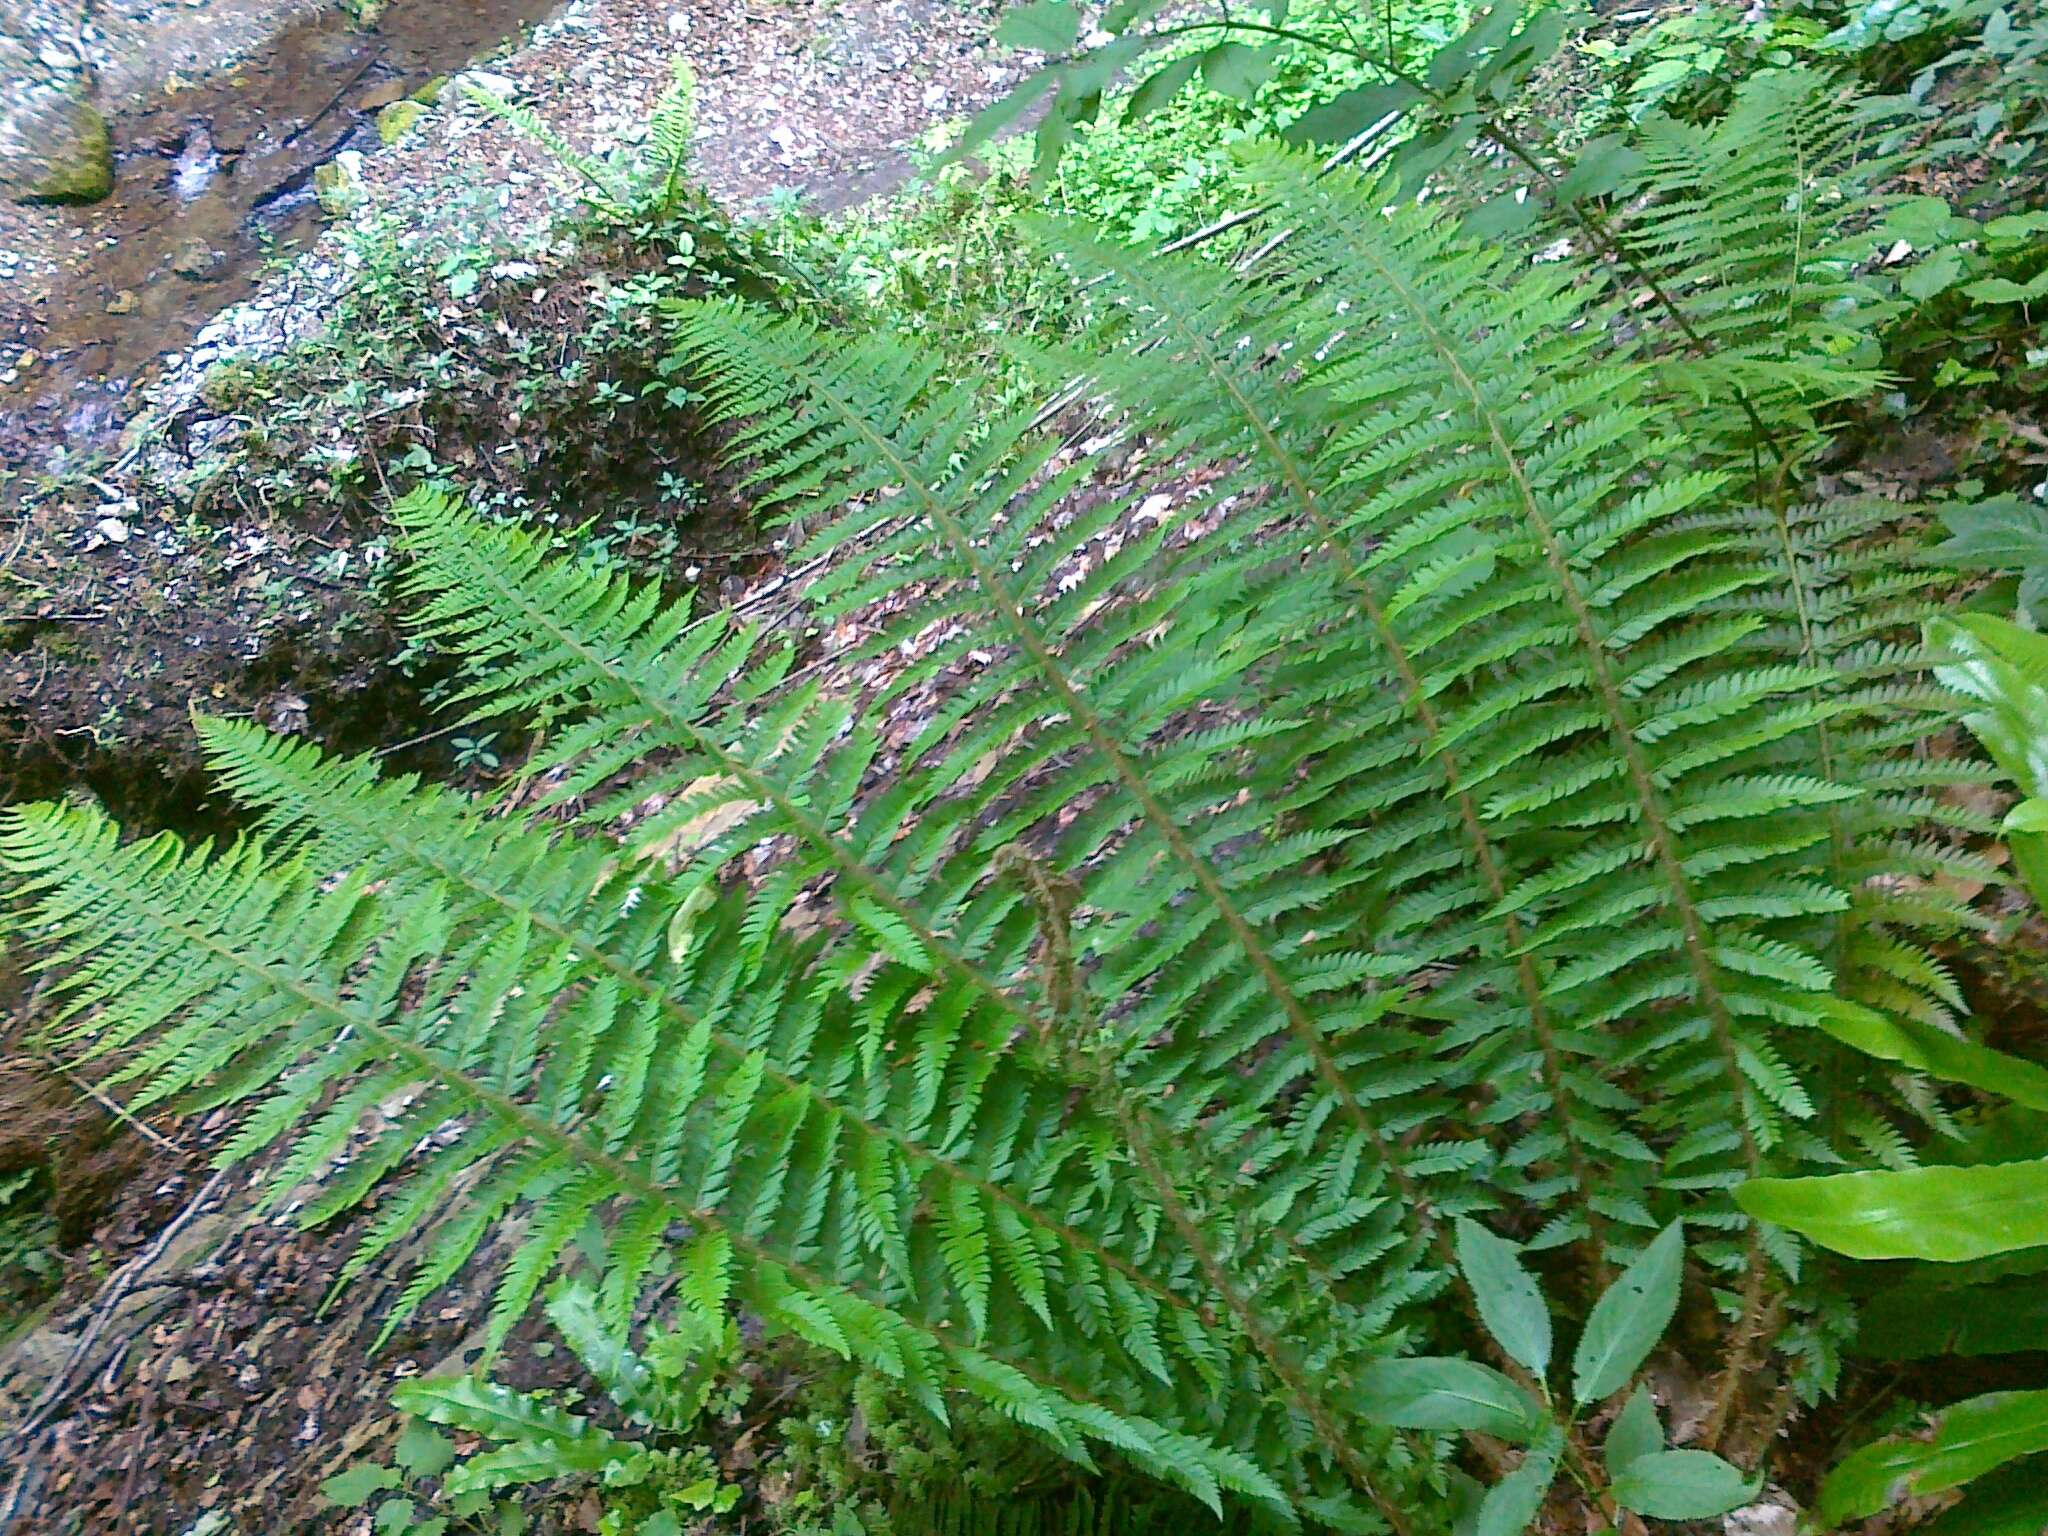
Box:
[0,0,1025,792]
[6,1,2048,1531]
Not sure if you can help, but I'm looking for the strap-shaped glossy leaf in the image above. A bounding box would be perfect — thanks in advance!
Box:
[1812,997,2048,1113]
[1740,1160,2048,1262]
[1820,1391,2048,1525]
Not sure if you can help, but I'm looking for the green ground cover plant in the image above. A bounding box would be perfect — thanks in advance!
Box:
[9,2,2048,1530]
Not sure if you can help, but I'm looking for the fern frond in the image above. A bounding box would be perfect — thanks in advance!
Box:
[0,796,1305,1522]
[0,64,1987,1521]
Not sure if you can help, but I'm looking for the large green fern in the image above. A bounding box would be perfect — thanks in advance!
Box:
[1,77,1983,1529]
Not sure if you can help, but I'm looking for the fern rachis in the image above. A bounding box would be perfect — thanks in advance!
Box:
[1,85,1984,1527]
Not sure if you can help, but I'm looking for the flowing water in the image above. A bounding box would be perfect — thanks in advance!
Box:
[0,0,559,480]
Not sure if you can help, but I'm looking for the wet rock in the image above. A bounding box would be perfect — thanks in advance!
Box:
[105,289,138,314]
[313,149,367,216]
[168,237,227,280]
[169,121,219,201]
[356,79,409,112]
[456,69,519,100]
[11,96,114,205]
[376,99,426,145]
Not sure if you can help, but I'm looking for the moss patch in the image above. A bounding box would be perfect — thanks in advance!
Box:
[377,100,427,146]
[16,100,112,206]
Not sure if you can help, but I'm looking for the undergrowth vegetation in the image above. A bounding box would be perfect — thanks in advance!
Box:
[7,0,2048,1532]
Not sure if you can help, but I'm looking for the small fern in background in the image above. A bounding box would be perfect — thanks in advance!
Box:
[324,1279,744,1532]
[0,67,2009,1532]
[468,55,699,224]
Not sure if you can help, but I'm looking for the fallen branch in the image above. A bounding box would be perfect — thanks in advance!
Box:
[16,1165,233,1438]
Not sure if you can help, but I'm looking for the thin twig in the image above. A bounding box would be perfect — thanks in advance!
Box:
[41,1053,184,1154]
[282,49,384,150]
[17,1166,233,1437]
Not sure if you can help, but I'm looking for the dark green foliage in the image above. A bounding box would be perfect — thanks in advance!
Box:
[0,78,1992,1528]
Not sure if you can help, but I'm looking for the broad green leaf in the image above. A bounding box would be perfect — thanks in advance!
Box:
[1738,1159,2048,1261]
[1550,133,1644,203]
[322,1464,402,1508]
[1950,1105,2048,1168]
[2006,799,2048,833]
[395,1420,456,1479]
[1454,1217,1552,1375]
[1603,1385,1664,1477]
[1051,33,1144,102]
[1123,55,1199,123]
[1462,192,1541,241]
[1932,497,2048,590]
[1985,212,2048,244]
[1285,79,1424,146]
[1571,1222,1683,1406]
[1810,997,2048,1113]
[1446,1471,1487,1536]
[1923,1459,2048,1536]
[1427,1,1523,90]
[1480,9,1566,99]
[1856,1276,2048,1360]
[1612,1451,1761,1519]
[1926,613,2048,903]
[1882,195,1966,248]
[995,0,1081,53]
[1964,272,2048,304]
[443,1434,628,1497]
[944,73,1056,161]
[1100,0,1162,29]
[1476,1438,1560,1536]
[1352,1357,1544,1441]
[1819,1392,2048,1525]
[1199,42,1275,100]
[546,1279,653,1415]
[394,1375,592,1444]
[1902,245,1967,300]
[1927,614,2048,795]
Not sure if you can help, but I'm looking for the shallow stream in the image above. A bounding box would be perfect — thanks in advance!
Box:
[0,0,557,478]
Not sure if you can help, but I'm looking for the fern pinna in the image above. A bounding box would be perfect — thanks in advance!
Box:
[2,88,1974,1529]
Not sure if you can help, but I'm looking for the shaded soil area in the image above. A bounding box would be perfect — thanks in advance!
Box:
[0,139,806,806]
[0,1060,570,1533]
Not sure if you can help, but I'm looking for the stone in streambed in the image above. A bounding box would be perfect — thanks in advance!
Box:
[169,239,226,281]
[314,150,367,217]
[356,80,409,113]
[376,100,425,146]
[11,98,114,205]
